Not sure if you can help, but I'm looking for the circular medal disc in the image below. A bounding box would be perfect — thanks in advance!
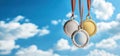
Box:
[64,20,79,37]
[83,17,97,36]
[71,29,89,48]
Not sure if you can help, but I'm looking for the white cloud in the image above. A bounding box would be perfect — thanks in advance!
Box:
[96,13,120,34]
[96,38,117,49]
[92,0,115,20]
[0,15,39,55]
[96,22,120,49]
[83,43,94,49]
[97,21,119,33]
[56,38,71,50]
[111,33,120,41]
[66,12,77,18]
[0,16,50,40]
[95,13,120,49]
[51,19,61,25]
[0,15,50,55]
[51,19,69,26]
[96,20,120,49]
[39,26,50,36]
[102,33,120,50]
[70,45,79,51]
[87,49,118,56]
[51,20,59,25]
[0,21,39,40]
[16,45,59,56]
[12,15,24,22]
[51,12,77,26]
[116,13,120,21]
[0,40,20,55]
[96,32,120,49]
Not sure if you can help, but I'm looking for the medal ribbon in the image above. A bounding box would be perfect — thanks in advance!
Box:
[87,0,91,16]
[71,0,76,17]
[79,0,84,29]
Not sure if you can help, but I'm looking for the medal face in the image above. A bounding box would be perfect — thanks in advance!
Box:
[83,18,97,36]
[72,29,89,48]
[64,20,79,37]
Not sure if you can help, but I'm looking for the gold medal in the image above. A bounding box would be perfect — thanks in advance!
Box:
[83,16,97,36]
[82,0,97,36]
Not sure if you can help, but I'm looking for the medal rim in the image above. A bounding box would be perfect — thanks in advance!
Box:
[63,19,79,37]
[71,29,89,48]
[83,19,97,36]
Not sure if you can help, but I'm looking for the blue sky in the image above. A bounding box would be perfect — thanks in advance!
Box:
[0,0,120,56]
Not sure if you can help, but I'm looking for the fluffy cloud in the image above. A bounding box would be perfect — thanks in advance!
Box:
[83,43,94,50]
[87,49,117,56]
[92,0,115,20]
[96,13,120,35]
[39,26,50,36]
[0,21,39,40]
[96,23,118,49]
[51,20,59,25]
[12,15,24,22]
[16,45,59,56]
[0,15,38,54]
[56,38,71,50]
[95,13,120,49]
[51,19,61,25]
[97,21,119,33]
[0,40,20,54]
[70,45,79,51]
[51,19,68,26]
[116,13,120,21]
[51,12,77,26]
[111,33,120,41]
[0,16,50,40]
[96,33,120,49]
[0,15,50,55]
[96,22,120,49]
[96,38,117,49]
